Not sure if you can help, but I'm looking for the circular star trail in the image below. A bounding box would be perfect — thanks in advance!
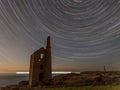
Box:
[0,0,120,71]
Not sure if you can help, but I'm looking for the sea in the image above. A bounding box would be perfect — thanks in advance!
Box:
[0,73,57,87]
[0,73,29,87]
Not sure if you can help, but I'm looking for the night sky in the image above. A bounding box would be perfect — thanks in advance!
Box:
[0,0,120,73]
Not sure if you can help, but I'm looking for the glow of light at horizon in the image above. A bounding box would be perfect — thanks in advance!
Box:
[16,71,80,74]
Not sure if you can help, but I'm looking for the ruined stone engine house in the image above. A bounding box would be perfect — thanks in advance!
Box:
[29,36,52,87]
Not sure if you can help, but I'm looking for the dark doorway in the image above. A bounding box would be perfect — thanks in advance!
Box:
[40,64,43,70]
[39,73,43,81]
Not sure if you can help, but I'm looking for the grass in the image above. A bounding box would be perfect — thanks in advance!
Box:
[33,85,120,90]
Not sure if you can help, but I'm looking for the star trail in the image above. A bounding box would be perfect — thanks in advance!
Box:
[0,0,120,72]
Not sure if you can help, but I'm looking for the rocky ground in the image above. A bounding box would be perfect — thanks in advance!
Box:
[53,71,120,86]
[1,71,120,90]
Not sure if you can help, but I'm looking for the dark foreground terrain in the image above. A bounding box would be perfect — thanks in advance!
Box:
[1,71,120,90]
[53,71,120,86]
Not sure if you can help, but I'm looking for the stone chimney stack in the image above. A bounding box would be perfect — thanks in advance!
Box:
[46,36,51,49]
[44,36,52,83]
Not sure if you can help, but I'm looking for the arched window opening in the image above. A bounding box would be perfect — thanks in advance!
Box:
[40,54,44,59]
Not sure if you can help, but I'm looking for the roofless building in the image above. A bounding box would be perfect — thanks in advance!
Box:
[29,36,52,87]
